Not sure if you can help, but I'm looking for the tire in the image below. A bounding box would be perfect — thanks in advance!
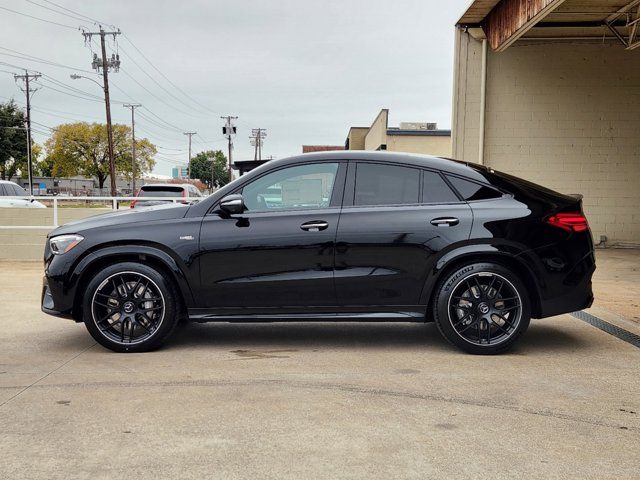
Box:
[82,262,180,353]
[432,262,531,355]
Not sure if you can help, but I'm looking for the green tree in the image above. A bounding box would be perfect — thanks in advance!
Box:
[0,100,27,180]
[189,150,230,188]
[44,122,156,191]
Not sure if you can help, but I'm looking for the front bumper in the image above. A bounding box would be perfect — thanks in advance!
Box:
[41,276,74,320]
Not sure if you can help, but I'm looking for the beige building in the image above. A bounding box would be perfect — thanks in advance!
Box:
[453,0,640,244]
[345,109,452,157]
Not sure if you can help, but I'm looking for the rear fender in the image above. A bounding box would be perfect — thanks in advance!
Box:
[419,243,545,317]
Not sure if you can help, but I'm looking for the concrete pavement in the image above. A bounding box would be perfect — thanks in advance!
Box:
[0,259,639,479]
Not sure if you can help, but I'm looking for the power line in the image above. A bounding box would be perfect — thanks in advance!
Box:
[117,46,209,119]
[38,0,116,28]
[24,0,93,25]
[0,46,94,74]
[121,33,215,115]
[0,5,78,30]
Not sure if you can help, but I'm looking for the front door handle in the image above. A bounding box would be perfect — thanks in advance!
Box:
[430,217,459,227]
[300,220,329,232]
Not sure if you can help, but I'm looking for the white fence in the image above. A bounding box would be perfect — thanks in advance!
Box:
[0,196,188,230]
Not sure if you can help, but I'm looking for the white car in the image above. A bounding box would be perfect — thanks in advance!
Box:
[0,180,46,208]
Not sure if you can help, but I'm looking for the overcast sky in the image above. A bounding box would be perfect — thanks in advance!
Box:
[1,0,469,176]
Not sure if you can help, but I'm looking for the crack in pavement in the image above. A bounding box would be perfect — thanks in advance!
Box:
[0,377,637,432]
[0,342,96,408]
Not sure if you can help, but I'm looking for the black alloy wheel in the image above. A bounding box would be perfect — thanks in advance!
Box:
[433,262,531,354]
[82,262,179,352]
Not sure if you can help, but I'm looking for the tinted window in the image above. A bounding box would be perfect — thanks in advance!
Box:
[354,163,419,206]
[0,185,6,196]
[13,184,27,196]
[242,163,339,212]
[139,186,184,197]
[446,176,502,201]
[423,171,459,203]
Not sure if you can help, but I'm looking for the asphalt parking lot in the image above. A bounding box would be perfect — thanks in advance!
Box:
[1,251,639,479]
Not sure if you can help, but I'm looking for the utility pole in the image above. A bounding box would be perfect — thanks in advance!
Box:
[123,104,141,194]
[14,70,41,196]
[184,132,196,179]
[221,115,237,182]
[81,26,121,196]
[250,128,267,161]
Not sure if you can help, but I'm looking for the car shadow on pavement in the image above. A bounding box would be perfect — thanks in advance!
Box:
[170,322,446,350]
[166,320,588,353]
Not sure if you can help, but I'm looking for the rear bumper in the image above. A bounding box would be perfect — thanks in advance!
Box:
[537,248,595,318]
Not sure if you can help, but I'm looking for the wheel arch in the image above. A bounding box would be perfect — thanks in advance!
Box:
[70,245,193,322]
[421,247,543,319]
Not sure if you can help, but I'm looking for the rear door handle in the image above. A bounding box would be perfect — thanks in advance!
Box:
[300,220,329,231]
[430,217,459,227]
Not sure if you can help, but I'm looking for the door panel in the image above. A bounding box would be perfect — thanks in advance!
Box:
[197,161,345,310]
[198,209,338,308]
[334,204,473,306]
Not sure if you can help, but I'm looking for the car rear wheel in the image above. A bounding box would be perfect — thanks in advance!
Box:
[433,262,531,354]
[82,262,179,352]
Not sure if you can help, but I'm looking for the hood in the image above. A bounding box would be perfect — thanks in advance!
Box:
[50,203,190,237]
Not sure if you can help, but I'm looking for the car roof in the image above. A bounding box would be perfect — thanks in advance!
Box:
[254,151,480,178]
[0,180,19,185]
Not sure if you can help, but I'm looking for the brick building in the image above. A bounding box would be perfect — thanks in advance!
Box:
[453,0,640,244]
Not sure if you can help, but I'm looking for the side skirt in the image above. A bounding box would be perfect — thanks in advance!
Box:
[188,308,427,323]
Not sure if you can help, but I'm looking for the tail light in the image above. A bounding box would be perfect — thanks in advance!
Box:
[547,213,589,233]
[130,190,140,209]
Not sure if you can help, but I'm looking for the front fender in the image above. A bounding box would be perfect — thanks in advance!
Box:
[71,244,196,309]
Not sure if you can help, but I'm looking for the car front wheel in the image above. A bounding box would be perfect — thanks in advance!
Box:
[433,262,531,355]
[82,262,179,352]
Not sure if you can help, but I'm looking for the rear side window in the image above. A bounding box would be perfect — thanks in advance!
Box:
[423,171,459,203]
[446,175,502,201]
[0,185,6,196]
[13,184,27,196]
[354,163,419,206]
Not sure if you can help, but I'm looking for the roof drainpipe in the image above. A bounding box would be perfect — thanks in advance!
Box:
[478,38,487,166]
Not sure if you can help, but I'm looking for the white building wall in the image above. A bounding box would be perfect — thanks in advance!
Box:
[453,31,640,244]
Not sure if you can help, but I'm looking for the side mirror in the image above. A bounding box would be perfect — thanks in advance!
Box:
[219,194,245,215]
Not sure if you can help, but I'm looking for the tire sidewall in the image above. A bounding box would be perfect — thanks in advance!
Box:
[82,262,178,353]
[433,262,531,354]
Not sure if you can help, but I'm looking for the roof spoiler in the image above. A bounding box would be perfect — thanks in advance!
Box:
[568,194,584,201]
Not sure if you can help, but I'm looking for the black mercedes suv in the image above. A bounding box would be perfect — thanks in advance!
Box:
[41,152,595,354]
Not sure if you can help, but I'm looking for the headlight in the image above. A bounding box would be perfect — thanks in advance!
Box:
[49,234,84,255]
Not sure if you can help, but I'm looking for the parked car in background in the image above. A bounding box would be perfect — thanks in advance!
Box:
[42,151,595,354]
[130,183,204,209]
[0,180,46,208]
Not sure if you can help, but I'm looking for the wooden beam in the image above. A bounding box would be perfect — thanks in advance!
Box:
[483,0,566,51]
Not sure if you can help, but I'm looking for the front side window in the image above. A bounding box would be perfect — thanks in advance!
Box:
[354,163,419,206]
[242,163,339,212]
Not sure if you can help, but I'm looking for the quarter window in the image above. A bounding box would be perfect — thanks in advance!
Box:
[446,175,502,201]
[422,171,459,203]
[354,163,419,206]
[242,163,339,212]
